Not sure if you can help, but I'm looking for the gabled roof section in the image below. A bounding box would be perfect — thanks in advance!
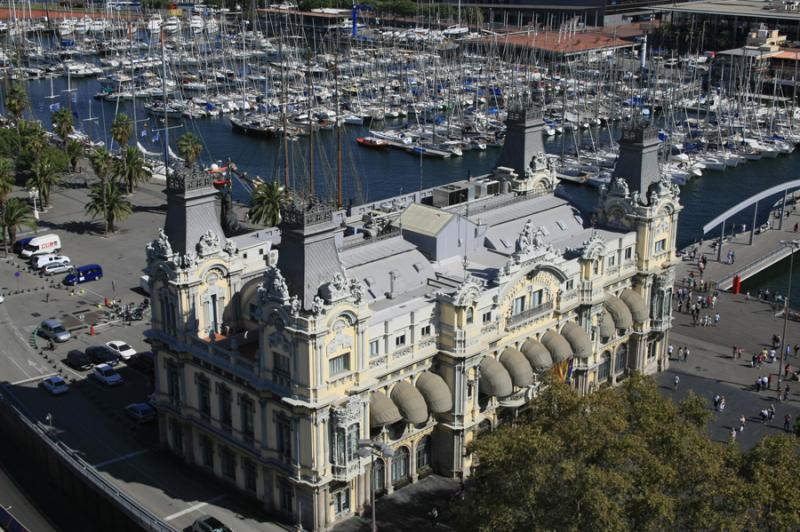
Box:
[400,203,455,237]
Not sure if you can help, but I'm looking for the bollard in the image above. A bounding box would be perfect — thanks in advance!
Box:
[90,324,95,336]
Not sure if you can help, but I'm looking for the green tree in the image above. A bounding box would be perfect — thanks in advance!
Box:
[110,113,133,150]
[740,436,800,529]
[65,138,84,173]
[27,152,61,208]
[5,82,29,128]
[51,107,74,142]
[454,375,753,532]
[17,120,46,171]
[177,132,203,168]
[114,146,148,194]
[85,180,132,235]
[0,157,14,203]
[1,197,36,255]
[248,180,285,227]
[90,147,113,183]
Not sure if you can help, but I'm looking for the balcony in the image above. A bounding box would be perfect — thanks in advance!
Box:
[331,460,363,482]
[499,388,528,408]
[556,290,579,312]
[188,333,258,375]
[506,301,553,331]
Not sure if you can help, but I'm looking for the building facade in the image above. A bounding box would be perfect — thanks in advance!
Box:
[145,113,680,530]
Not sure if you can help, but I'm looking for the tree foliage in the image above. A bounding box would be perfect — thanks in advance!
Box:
[455,375,800,532]
[114,146,148,194]
[51,107,74,141]
[85,180,132,235]
[248,180,285,227]
[110,113,133,150]
[1,197,36,252]
[5,81,29,125]
[177,132,203,168]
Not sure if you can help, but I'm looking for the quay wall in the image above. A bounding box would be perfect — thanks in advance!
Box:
[0,385,175,532]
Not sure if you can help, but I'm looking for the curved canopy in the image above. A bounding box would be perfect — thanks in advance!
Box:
[416,372,453,414]
[370,391,402,428]
[541,330,573,364]
[479,357,513,398]
[391,382,429,425]
[599,310,615,339]
[621,289,648,323]
[561,322,592,359]
[500,347,534,387]
[521,338,553,372]
[604,296,633,330]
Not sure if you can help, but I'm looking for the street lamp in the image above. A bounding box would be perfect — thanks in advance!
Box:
[357,439,394,532]
[27,187,39,221]
[777,239,800,398]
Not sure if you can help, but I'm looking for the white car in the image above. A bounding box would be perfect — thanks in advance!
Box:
[42,261,73,276]
[92,364,122,386]
[33,254,70,269]
[40,375,69,395]
[106,341,137,361]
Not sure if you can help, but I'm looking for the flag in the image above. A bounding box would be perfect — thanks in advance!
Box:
[49,102,61,112]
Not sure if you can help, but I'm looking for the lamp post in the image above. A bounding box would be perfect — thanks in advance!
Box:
[777,239,800,398]
[357,439,394,532]
[27,187,39,221]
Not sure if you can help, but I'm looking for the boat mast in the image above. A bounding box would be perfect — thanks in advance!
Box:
[307,48,314,197]
[161,29,170,170]
[335,45,343,208]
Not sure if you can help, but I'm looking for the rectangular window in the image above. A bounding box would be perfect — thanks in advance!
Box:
[241,395,255,440]
[624,247,633,260]
[648,341,658,360]
[655,238,667,253]
[277,418,292,459]
[598,357,610,382]
[421,325,431,337]
[565,280,574,291]
[221,447,236,480]
[200,434,214,468]
[273,351,290,376]
[243,459,257,492]
[219,385,232,429]
[395,334,406,347]
[531,289,544,308]
[198,375,211,417]
[608,255,616,267]
[615,349,627,374]
[512,295,526,315]
[333,489,351,515]
[329,353,350,377]
[482,311,492,323]
[167,362,180,406]
[369,340,380,358]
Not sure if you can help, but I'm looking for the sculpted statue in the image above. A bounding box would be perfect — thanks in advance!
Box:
[146,228,174,260]
[196,230,221,257]
[312,295,326,316]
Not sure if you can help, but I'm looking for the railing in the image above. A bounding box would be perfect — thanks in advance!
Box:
[331,460,363,482]
[0,385,178,532]
[506,301,554,330]
[717,245,794,289]
[340,227,401,250]
[444,188,549,217]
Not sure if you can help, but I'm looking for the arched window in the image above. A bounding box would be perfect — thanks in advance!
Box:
[466,307,474,325]
[416,436,432,471]
[615,343,628,374]
[598,352,611,382]
[391,447,410,484]
[373,458,386,494]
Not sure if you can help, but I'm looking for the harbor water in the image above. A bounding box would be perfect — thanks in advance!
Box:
[18,75,800,303]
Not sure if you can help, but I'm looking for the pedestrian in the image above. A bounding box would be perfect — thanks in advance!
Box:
[732,345,738,359]
[788,345,794,359]
[785,414,792,432]
[684,348,690,362]
[794,222,798,232]
[713,394,721,411]
[719,396,726,412]
[784,384,791,401]
[711,295,717,308]
[786,363,792,378]
[45,292,49,303]
[714,312,720,326]
[739,415,746,432]
[769,404,776,420]
[673,375,680,390]
[746,290,751,302]
[795,344,800,357]
[677,346,683,360]
[668,344,674,359]
[738,347,744,360]
[773,333,781,349]
[731,250,735,264]
[760,409,769,424]
[730,427,737,441]
[756,378,762,392]
[429,506,439,528]
[762,375,769,391]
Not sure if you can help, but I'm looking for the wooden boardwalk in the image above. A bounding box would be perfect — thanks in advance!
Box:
[677,205,800,290]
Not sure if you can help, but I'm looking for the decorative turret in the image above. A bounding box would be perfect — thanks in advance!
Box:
[496,106,546,179]
[163,166,227,256]
[613,123,661,197]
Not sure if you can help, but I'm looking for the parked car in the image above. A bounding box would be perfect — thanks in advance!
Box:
[192,516,232,532]
[65,349,93,371]
[40,376,69,395]
[85,345,120,366]
[42,261,73,276]
[32,254,70,269]
[20,234,61,258]
[124,403,156,423]
[91,364,122,386]
[38,319,71,343]
[105,340,137,361]
[63,264,103,285]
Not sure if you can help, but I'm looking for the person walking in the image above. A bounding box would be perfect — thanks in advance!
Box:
[668,344,674,359]
[673,375,680,390]
[785,414,792,433]
[713,394,721,411]
[684,348,690,362]
[769,404,776,421]
[756,377,762,392]
[677,346,683,360]
[730,426,737,441]
[719,396,726,412]
[429,506,439,528]
[784,384,791,401]
[732,345,738,359]
[714,312,720,326]
[739,415,747,432]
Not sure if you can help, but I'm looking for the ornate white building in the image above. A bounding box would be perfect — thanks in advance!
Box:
[145,113,680,530]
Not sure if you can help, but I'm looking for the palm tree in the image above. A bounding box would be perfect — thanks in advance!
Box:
[18,120,46,160]
[177,132,203,168]
[110,113,133,150]
[1,197,36,255]
[27,153,60,207]
[65,139,83,173]
[5,82,29,128]
[85,180,132,235]
[0,157,14,203]
[90,147,113,183]
[51,107,74,142]
[114,146,148,194]
[248,180,285,227]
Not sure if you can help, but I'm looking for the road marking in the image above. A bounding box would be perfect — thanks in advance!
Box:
[93,449,149,468]
[164,495,225,522]
[10,373,57,385]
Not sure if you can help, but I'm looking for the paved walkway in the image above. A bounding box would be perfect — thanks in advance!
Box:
[678,204,800,290]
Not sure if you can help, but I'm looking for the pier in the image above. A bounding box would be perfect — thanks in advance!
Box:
[678,183,800,291]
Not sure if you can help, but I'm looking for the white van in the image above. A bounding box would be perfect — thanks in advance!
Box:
[33,254,70,269]
[21,234,61,258]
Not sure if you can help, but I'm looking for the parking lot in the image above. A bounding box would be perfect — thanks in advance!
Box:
[0,176,285,532]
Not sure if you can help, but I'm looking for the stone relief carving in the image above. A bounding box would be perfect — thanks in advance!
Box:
[349,278,364,303]
[581,232,606,260]
[146,228,174,261]
[259,266,290,303]
[326,321,354,355]
[196,230,221,257]
[223,239,238,256]
[332,396,363,427]
[608,177,630,198]
[312,295,326,316]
